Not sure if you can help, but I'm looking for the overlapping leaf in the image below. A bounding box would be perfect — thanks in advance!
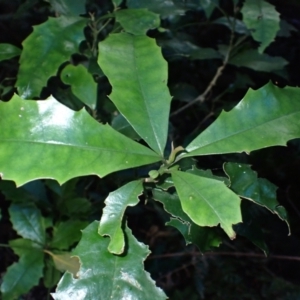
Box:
[1,239,44,300]
[50,220,88,250]
[172,171,241,238]
[153,189,222,251]
[98,33,171,155]
[98,180,143,254]
[16,16,86,98]
[0,44,21,62]
[52,221,167,300]
[0,94,161,186]
[224,162,290,233]
[61,64,97,109]
[229,49,288,72]
[115,9,160,35]
[9,203,46,245]
[184,83,300,157]
[241,0,280,53]
[47,0,86,16]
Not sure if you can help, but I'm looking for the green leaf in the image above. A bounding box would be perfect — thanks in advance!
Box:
[172,171,242,239]
[127,0,186,17]
[167,218,222,252]
[98,180,143,254]
[47,0,86,16]
[160,39,221,61]
[198,0,218,18]
[61,64,97,109]
[16,16,86,98]
[229,49,288,72]
[111,113,141,140]
[98,33,171,155]
[1,239,44,300]
[50,220,88,250]
[241,0,280,53]
[9,203,46,245]
[46,251,80,278]
[0,94,161,186]
[0,44,21,62]
[187,166,230,186]
[184,83,300,157]
[153,189,222,252]
[224,162,290,234]
[44,258,62,288]
[113,0,123,7]
[115,9,160,35]
[52,221,167,300]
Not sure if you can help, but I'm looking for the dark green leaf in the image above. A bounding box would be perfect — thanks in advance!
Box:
[9,203,46,245]
[224,162,290,233]
[241,0,280,53]
[1,239,44,300]
[0,94,161,186]
[98,180,143,254]
[52,221,167,300]
[153,189,222,251]
[98,33,171,155]
[47,0,86,16]
[184,83,300,157]
[172,171,242,238]
[111,113,141,140]
[50,220,88,250]
[127,0,186,17]
[198,0,218,18]
[115,9,160,35]
[229,49,288,72]
[167,218,222,252]
[187,166,230,186]
[44,258,62,288]
[61,64,97,109]
[16,16,86,98]
[0,44,21,62]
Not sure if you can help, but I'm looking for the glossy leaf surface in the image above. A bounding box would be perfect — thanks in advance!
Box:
[52,221,167,300]
[98,180,143,254]
[115,9,160,35]
[153,189,222,251]
[16,16,86,98]
[98,33,171,155]
[9,203,46,245]
[184,83,300,157]
[50,220,88,250]
[1,239,44,300]
[0,44,21,62]
[0,94,161,186]
[241,0,280,53]
[172,171,242,238]
[61,64,97,109]
[224,162,290,233]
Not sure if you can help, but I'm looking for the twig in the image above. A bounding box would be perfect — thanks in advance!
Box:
[170,13,236,117]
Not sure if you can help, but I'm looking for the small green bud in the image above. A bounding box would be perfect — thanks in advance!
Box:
[148,170,159,179]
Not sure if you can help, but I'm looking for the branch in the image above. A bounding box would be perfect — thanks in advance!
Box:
[170,15,236,118]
